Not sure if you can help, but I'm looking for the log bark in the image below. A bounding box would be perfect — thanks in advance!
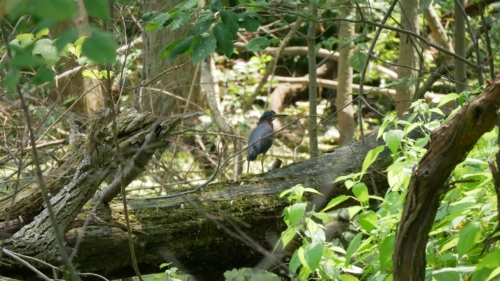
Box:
[0,99,456,281]
[0,109,442,280]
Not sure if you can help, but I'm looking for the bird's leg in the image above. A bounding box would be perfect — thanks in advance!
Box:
[261,153,265,173]
[247,161,250,174]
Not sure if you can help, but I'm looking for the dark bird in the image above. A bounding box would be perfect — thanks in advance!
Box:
[247,110,287,173]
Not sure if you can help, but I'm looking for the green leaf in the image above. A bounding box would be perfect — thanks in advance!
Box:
[35,28,49,38]
[322,195,350,212]
[361,146,384,174]
[340,275,359,281]
[289,251,301,273]
[169,12,190,31]
[345,233,362,267]
[141,11,156,22]
[2,69,21,94]
[472,268,494,281]
[81,31,117,65]
[281,226,296,247]
[246,37,271,52]
[349,51,367,73]
[220,10,239,36]
[31,0,75,20]
[304,242,323,272]
[352,182,369,204]
[54,28,78,53]
[379,234,395,272]
[168,36,194,60]
[11,33,34,47]
[3,0,29,19]
[32,66,54,85]
[159,39,182,59]
[347,206,362,218]
[358,210,377,232]
[311,212,330,222]
[84,0,110,23]
[32,38,59,67]
[458,223,480,258]
[213,23,234,58]
[192,34,217,64]
[475,250,500,270]
[288,203,306,227]
[11,53,44,67]
[438,93,460,107]
[243,15,259,32]
[432,269,461,281]
[210,0,222,11]
[188,20,213,36]
[386,129,403,154]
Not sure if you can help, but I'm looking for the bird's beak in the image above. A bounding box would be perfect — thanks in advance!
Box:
[272,113,288,117]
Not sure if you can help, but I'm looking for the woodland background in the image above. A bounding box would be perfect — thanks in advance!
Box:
[1,0,500,280]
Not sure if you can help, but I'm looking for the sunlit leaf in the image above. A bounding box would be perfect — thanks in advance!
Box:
[458,223,480,258]
[361,146,385,174]
[32,38,59,67]
[352,182,369,204]
[358,210,377,232]
[304,242,323,272]
[322,195,350,212]
[386,129,403,154]
[345,233,362,267]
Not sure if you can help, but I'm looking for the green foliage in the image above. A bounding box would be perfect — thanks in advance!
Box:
[81,30,117,65]
[349,51,367,73]
[84,0,111,23]
[279,94,500,280]
[224,268,281,281]
[152,263,184,281]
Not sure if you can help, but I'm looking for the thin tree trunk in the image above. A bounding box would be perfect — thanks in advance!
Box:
[395,0,420,116]
[336,2,356,145]
[307,4,319,158]
[455,0,468,94]
[138,0,203,116]
[394,75,500,281]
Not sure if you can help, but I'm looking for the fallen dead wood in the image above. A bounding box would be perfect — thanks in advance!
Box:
[0,108,447,280]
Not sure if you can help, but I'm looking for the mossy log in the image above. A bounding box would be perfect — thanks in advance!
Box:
[0,108,442,281]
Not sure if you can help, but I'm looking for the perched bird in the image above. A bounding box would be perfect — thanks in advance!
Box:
[247,110,287,173]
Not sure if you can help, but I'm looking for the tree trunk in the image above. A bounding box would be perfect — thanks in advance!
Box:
[336,2,356,145]
[394,75,500,280]
[454,0,468,95]
[138,0,203,116]
[395,0,420,116]
[307,4,319,158]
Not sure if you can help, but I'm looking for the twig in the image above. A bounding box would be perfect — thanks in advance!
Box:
[0,19,79,281]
